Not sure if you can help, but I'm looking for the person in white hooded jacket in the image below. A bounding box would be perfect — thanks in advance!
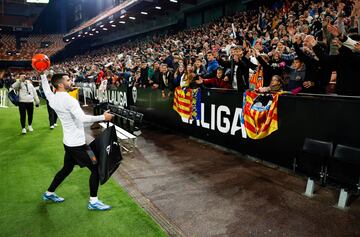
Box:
[11,73,40,134]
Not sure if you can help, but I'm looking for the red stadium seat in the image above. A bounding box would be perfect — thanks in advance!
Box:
[0,34,67,61]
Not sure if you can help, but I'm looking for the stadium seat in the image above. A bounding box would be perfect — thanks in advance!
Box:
[121,109,131,131]
[328,144,360,209]
[133,112,143,132]
[95,103,143,135]
[0,34,66,61]
[295,138,333,197]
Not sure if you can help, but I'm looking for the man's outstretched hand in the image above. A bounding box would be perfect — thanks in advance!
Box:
[104,110,114,121]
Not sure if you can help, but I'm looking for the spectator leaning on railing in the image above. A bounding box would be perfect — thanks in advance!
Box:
[196,67,231,89]
[159,63,174,98]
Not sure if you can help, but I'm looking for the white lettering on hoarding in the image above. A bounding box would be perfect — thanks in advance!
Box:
[94,89,127,108]
[211,104,215,130]
[217,105,230,133]
[180,103,247,138]
[201,103,210,129]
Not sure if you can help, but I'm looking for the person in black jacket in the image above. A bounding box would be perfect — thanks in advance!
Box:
[217,46,257,93]
[159,63,174,98]
[292,35,326,93]
[255,51,277,88]
[311,33,360,96]
[4,73,15,91]
[138,62,149,88]
[149,61,161,89]
[334,44,360,95]
[45,74,58,129]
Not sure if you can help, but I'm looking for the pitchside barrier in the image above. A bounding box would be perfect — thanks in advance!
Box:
[78,83,360,208]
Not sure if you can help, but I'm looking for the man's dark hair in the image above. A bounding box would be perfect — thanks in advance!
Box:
[217,66,224,72]
[51,73,68,89]
[294,57,303,62]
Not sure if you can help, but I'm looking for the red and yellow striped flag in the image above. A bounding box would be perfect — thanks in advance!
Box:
[173,87,193,119]
[241,91,281,139]
[249,66,264,91]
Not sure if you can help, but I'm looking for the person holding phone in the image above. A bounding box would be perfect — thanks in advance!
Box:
[40,72,114,211]
[11,73,40,134]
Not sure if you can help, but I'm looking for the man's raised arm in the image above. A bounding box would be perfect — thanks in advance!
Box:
[40,73,55,102]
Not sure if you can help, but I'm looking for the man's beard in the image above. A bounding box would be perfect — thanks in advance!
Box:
[64,84,72,92]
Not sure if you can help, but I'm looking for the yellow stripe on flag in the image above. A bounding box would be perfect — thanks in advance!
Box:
[173,105,191,119]
[177,97,191,104]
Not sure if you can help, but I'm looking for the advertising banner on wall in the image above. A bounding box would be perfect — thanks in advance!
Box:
[79,83,360,170]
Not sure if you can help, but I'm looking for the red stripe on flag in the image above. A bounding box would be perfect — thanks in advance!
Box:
[174,97,192,107]
[174,106,192,115]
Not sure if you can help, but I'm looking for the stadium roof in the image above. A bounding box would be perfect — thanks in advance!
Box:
[63,0,196,42]
[0,0,48,31]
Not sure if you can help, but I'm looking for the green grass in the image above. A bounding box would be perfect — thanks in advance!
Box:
[0,104,168,237]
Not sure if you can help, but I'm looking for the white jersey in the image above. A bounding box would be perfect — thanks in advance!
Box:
[40,74,105,147]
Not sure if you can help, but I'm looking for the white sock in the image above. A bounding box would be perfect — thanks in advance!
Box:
[46,191,54,196]
[90,197,98,204]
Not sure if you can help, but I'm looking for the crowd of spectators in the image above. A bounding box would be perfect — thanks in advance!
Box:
[4,0,360,97]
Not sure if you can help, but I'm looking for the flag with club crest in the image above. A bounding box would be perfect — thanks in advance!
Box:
[173,86,201,120]
[241,90,282,139]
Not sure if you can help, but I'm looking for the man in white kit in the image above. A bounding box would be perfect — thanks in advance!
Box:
[40,72,113,211]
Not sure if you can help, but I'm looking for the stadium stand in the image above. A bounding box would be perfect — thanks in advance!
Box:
[0,34,67,61]
[54,0,360,96]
